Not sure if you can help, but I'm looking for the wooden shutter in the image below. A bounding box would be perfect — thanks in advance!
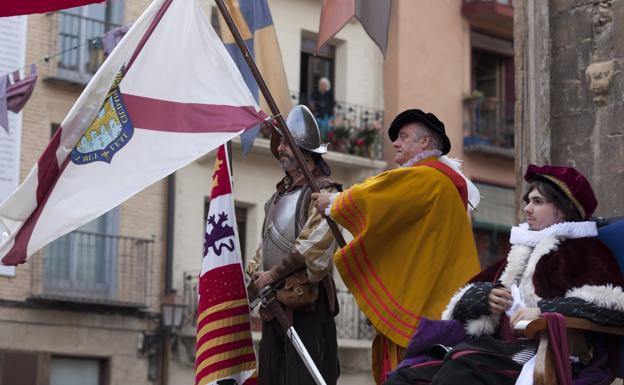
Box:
[0,349,50,385]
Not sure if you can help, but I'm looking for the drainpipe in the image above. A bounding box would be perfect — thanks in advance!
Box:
[160,173,176,385]
[165,173,175,295]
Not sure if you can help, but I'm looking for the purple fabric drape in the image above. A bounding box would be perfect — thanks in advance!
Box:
[0,64,38,134]
[389,315,615,384]
[394,318,467,371]
[101,25,131,57]
[0,74,8,133]
[7,64,38,112]
[544,312,573,385]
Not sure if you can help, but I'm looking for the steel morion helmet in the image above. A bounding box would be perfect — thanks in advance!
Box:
[270,105,328,159]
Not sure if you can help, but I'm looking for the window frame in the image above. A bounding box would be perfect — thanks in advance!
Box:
[55,1,124,84]
[43,208,120,298]
[50,355,110,385]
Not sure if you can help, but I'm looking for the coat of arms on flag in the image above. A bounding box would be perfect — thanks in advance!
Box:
[196,145,256,385]
[71,70,133,165]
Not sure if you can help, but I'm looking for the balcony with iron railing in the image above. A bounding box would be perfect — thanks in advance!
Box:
[181,272,374,345]
[30,231,154,308]
[46,11,121,84]
[335,288,375,343]
[463,95,514,158]
[258,92,385,161]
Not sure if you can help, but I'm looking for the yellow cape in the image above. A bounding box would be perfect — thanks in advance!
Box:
[331,160,480,347]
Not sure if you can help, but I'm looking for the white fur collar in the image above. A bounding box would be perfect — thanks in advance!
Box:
[498,244,533,287]
[566,285,624,311]
[437,156,481,210]
[441,283,473,320]
[402,150,481,210]
[509,221,597,247]
[498,238,560,307]
[441,283,501,336]
[519,238,560,306]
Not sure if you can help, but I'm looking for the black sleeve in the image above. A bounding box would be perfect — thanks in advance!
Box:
[538,297,624,326]
[453,282,496,321]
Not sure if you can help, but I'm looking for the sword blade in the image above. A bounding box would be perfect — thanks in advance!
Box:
[285,326,328,385]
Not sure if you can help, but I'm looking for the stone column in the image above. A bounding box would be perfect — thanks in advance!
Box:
[515,0,624,218]
[548,0,624,217]
[514,0,551,220]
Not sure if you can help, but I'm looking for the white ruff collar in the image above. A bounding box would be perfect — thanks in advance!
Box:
[509,221,597,247]
[401,150,442,167]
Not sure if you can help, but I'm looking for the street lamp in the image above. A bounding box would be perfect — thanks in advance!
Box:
[160,291,186,385]
[161,291,185,329]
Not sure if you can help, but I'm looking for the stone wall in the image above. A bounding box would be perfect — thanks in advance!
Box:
[550,0,624,217]
[515,0,624,217]
[0,307,158,385]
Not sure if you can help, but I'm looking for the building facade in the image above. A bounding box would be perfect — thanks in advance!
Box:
[0,1,168,384]
[0,1,519,385]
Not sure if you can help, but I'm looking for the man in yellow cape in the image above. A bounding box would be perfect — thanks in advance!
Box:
[312,109,481,384]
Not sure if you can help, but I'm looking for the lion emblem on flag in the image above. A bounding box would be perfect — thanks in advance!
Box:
[70,70,133,165]
[204,212,236,257]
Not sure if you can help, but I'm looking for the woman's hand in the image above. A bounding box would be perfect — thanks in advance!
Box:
[311,192,332,214]
[488,287,513,314]
[510,307,542,326]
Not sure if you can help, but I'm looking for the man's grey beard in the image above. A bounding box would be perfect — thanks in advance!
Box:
[279,154,298,173]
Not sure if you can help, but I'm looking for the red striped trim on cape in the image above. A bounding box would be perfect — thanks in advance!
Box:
[420,159,468,209]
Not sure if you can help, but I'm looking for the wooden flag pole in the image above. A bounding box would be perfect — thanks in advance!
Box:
[215,0,346,248]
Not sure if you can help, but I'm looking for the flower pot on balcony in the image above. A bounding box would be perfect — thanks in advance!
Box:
[330,138,348,153]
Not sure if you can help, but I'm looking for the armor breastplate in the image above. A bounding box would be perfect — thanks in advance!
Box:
[262,187,304,270]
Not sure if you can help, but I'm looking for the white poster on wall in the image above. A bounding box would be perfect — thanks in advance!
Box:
[0,15,27,276]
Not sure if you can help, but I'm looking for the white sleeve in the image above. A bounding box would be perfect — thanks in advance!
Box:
[324,193,340,217]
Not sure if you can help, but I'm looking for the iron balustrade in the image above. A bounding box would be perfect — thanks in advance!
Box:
[463,96,515,158]
[49,11,121,83]
[182,273,374,341]
[335,288,375,341]
[32,231,154,307]
[261,92,384,160]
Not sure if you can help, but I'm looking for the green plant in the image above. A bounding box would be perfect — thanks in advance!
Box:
[331,125,351,140]
[463,89,485,101]
[348,127,378,157]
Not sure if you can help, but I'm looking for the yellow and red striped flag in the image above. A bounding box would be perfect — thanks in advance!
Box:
[195,145,256,385]
[218,0,292,154]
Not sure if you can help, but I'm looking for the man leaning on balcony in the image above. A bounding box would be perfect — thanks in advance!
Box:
[246,105,341,385]
[311,109,482,384]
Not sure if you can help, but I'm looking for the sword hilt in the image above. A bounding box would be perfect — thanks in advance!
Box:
[261,291,293,330]
[248,283,326,385]
[248,284,271,309]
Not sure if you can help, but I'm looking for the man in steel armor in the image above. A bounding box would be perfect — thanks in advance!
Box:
[246,105,341,385]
